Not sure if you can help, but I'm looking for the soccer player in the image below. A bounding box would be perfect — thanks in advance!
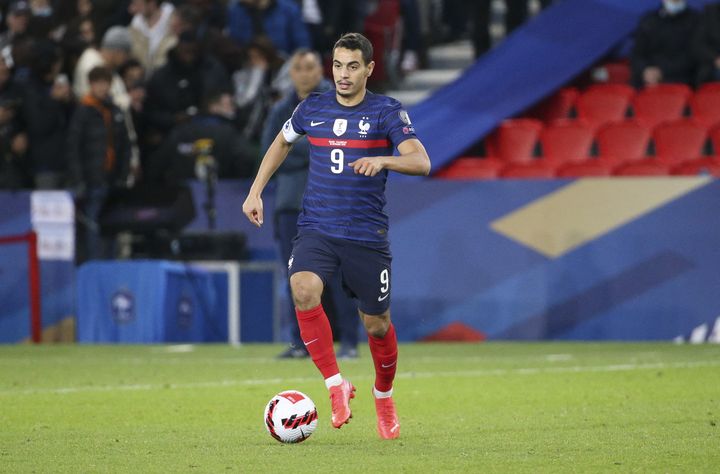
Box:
[242,32,431,440]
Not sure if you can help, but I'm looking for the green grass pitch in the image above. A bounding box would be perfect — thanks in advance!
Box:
[1,343,719,472]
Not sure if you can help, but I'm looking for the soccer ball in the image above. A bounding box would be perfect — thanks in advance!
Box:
[264,390,318,443]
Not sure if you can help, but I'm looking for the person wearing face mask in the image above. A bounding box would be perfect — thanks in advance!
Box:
[631,0,700,88]
[147,90,256,183]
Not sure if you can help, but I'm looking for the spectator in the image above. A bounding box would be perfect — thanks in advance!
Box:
[631,0,700,88]
[66,66,130,261]
[74,26,132,110]
[20,40,72,189]
[261,49,359,359]
[472,0,553,58]
[0,1,31,56]
[232,36,284,144]
[227,0,310,56]
[693,2,720,84]
[128,0,176,75]
[119,58,148,174]
[147,90,255,183]
[62,17,97,79]
[144,30,230,141]
[0,97,29,189]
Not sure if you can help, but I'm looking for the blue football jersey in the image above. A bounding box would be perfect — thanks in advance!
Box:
[282,89,417,243]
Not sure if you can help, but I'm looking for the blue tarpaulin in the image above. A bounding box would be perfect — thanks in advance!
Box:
[411,0,718,172]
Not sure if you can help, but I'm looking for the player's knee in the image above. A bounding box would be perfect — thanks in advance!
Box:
[290,273,323,310]
[362,313,390,338]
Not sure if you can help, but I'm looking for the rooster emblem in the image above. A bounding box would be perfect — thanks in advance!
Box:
[358,117,370,136]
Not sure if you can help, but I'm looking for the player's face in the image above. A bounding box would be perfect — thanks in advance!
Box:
[332,47,374,99]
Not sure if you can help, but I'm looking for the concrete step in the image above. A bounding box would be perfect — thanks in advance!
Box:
[385,89,432,107]
[401,68,463,91]
[428,40,475,70]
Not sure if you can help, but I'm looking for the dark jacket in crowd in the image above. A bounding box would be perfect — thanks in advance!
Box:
[144,48,231,135]
[631,6,700,87]
[20,76,72,177]
[148,113,256,183]
[693,3,720,84]
[66,95,130,191]
[260,79,331,214]
[227,0,310,55]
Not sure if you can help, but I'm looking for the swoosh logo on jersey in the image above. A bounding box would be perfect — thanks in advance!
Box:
[310,121,325,126]
[378,294,389,302]
[381,361,396,369]
[303,338,319,346]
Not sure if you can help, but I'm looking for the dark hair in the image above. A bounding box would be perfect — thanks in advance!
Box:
[333,32,373,65]
[291,48,321,65]
[118,58,142,78]
[88,66,113,84]
[201,89,232,112]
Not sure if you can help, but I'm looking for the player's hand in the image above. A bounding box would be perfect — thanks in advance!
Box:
[348,157,386,176]
[242,194,264,227]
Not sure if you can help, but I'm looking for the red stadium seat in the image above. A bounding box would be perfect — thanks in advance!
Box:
[711,125,720,155]
[555,162,613,177]
[613,161,670,176]
[485,119,543,163]
[364,0,401,86]
[595,120,651,164]
[527,88,578,123]
[585,83,635,101]
[652,119,708,165]
[690,88,720,128]
[436,157,503,179]
[575,90,631,130]
[500,162,556,179]
[539,121,594,164]
[596,61,632,85]
[670,158,720,176]
[632,85,690,128]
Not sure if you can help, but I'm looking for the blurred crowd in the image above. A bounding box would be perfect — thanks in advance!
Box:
[0,0,459,192]
[1,0,718,194]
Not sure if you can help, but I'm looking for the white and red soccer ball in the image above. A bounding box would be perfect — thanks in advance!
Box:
[264,390,318,443]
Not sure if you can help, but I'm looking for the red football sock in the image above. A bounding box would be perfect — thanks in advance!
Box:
[296,304,339,379]
[368,323,398,393]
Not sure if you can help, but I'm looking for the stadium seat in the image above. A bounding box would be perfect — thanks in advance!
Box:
[613,161,669,176]
[575,89,631,130]
[539,121,594,164]
[698,81,720,94]
[364,0,401,86]
[526,88,578,123]
[690,87,720,128]
[500,162,556,178]
[485,118,543,163]
[555,161,613,177]
[711,125,720,155]
[632,85,691,128]
[652,119,708,165]
[595,120,651,164]
[595,61,632,85]
[436,157,503,179]
[670,158,720,177]
[585,83,635,101]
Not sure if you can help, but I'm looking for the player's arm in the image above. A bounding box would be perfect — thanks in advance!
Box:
[242,132,294,227]
[349,138,431,177]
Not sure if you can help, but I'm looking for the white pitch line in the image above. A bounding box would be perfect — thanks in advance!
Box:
[1,359,719,397]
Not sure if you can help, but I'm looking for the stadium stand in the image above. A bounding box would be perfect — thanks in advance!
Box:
[631,84,692,128]
[485,119,543,163]
[652,119,708,165]
[539,121,594,164]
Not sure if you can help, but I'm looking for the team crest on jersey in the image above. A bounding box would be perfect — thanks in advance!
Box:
[333,119,347,136]
[358,117,370,136]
